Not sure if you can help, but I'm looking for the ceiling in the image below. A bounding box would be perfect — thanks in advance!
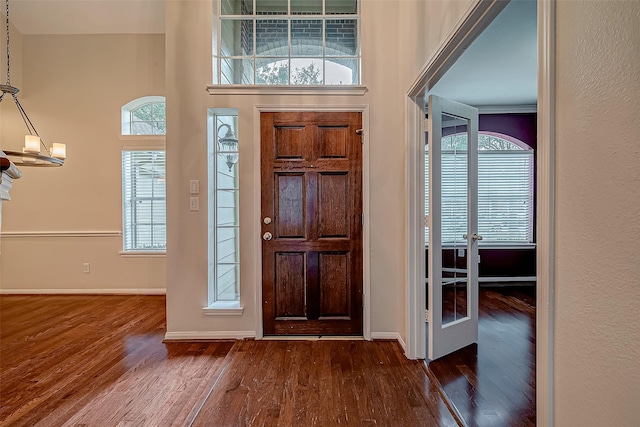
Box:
[428,0,538,108]
[5,0,536,107]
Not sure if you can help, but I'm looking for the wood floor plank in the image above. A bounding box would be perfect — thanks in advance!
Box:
[0,295,232,427]
[2,288,535,426]
[428,286,536,427]
[192,340,458,427]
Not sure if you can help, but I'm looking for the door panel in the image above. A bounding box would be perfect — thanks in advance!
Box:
[274,253,306,318]
[318,126,349,158]
[319,252,350,317]
[318,173,349,237]
[261,111,363,336]
[275,174,306,238]
[275,127,306,159]
[428,95,479,360]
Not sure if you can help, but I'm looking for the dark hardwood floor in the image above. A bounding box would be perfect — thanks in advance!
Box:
[428,286,536,427]
[192,340,456,426]
[1,288,535,426]
[0,295,454,426]
[0,295,233,427]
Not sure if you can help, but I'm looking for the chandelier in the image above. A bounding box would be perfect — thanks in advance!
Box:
[0,0,66,166]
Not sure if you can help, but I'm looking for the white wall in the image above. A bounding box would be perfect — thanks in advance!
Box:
[555,1,640,424]
[1,34,166,292]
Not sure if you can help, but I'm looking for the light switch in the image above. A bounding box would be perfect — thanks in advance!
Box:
[190,180,199,194]
[190,197,199,211]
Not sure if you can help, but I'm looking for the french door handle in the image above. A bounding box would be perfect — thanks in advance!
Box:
[463,233,483,241]
[263,232,273,241]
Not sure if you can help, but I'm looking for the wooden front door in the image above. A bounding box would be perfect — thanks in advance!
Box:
[261,111,363,336]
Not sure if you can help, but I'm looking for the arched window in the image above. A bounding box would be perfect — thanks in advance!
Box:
[121,96,166,135]
[121,96,166,252]
[425,132,534,245]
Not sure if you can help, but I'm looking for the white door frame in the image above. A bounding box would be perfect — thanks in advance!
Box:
[253,104,371,341]
[405,0,555,425]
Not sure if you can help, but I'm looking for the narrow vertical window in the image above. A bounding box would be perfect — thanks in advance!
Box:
[122,150,167,251]
[208,110,240,305]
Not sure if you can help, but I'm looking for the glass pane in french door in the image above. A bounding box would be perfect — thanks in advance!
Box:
[441,113,469,325]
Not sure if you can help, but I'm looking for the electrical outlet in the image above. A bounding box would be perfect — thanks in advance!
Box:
[83,263,90,273]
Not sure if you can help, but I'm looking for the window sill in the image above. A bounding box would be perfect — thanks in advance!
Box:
[206,85,368,96]
[119,251,166,258]
[203,301,244,316]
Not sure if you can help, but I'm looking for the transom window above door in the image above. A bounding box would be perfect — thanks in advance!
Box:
[214,0,360,85]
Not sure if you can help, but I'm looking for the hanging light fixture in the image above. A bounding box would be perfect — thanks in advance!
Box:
[0,0,65,167]
[217,123,238,172]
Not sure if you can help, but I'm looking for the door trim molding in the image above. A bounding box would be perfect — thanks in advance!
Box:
[405,0,508,361]
[536,1,556,425]
[405,0,555,425]
[253,105,371,341]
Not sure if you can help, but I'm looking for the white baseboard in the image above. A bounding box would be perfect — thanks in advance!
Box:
[371,332,407,352]
[164,331,256,341]
[0,288,166,295]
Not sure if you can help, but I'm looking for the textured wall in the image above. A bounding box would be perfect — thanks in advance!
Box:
[555,1,640,424]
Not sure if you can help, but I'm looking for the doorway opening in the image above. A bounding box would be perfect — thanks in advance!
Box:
[406,0,553,424]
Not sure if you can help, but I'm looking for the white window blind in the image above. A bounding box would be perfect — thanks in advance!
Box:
[122,151,166,251]
[425,134,534,246]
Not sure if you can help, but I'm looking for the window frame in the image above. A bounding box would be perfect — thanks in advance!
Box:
[121,96,166,136]
[206,109,241,310]
[213,0,361,86]
[121,148,167,254]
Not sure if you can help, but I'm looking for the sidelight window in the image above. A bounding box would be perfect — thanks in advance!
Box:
[208,110,240,304]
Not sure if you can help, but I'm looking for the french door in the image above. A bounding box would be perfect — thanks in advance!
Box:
[427,95,480,360]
